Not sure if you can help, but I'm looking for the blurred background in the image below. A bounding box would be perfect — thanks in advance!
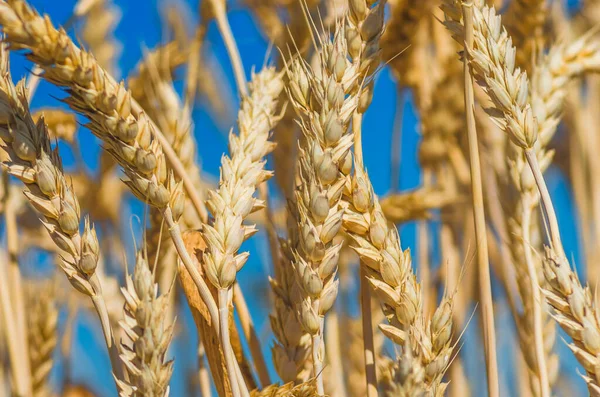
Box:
[0,0,590,396]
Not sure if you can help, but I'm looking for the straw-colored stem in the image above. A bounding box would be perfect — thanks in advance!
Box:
[131,100,208,223]
[360,267,377,397]
[3,185,28,369]
[390,90,404,192]
[90,291,122,379]
[0,253,31,397]
[161,207,219,334]
[233,350,250,397]
[24,64,41,101]
[325,311,347,397]
[419,169,434,316]
[209,0,248,97]
[461,3,499,396]
[219,289,241,397]
[524,150,563,252]
[521,199,550,397]
[233,283,270,387]
[198,342,212,397]
[185,26,204,108]
[353,113,364,167]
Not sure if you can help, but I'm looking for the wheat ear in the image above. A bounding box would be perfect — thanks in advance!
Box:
[270,237,313,384]
[379,344,426,397]
[344,162,454,396]
[200,66,282,395]
[284,19,363,391]
[116,251,174,397]
[0,39,121,379]
[206,0,248,97]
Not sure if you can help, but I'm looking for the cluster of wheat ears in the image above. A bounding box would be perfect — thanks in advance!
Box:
[2,0,600,396]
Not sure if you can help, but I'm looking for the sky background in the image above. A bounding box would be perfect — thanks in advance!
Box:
[4,0,588,396]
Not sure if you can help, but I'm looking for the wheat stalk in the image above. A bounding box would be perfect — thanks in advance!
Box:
[345,1,385,394]
[205,0,248,97]
[0,227,31,396]
[460,4,500,395]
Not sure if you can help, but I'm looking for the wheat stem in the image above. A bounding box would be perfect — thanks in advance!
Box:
[521,197,551,397]
[208,0,248,97]
[353,113,364,167]
[219,289,241,397]
[461,3,499,396]
[325,311,347,397]
[233,283,271,387]
[0,253,31,397]
[162,207,220,334]
[360,266,377,397]
[2,181,29,377]
[524,149,563,253]
[198,342,213,397]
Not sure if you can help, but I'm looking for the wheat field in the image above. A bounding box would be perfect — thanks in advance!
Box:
[0,0,599,396]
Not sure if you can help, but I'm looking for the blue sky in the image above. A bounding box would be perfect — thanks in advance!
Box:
[7,0,588,395]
